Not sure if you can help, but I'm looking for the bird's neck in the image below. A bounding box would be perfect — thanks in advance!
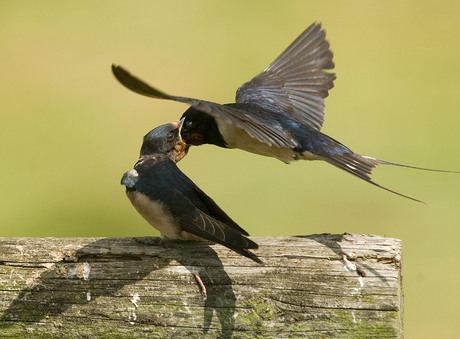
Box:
[203,117,228,148]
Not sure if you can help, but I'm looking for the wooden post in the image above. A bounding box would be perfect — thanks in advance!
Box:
[0,234,402,338]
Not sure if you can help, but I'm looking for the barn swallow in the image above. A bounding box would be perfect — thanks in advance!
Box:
[121,122,261,264]
[113,23,458,203]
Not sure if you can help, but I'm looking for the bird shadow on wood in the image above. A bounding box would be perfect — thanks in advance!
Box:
[0,237,236,338]
[154,238,237,339]
[297,233,389,283]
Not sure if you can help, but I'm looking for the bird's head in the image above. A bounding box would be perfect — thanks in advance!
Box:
[140,121,189,162]
[180,107,227,148]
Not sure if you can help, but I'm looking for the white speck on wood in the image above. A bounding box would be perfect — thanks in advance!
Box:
[130,293,140,308]
[73,262,91,280]
[128,311,137,325]
[342,254,357,272]
[68,266,76,277]
[16,245,24,256]
[82,262,90,280]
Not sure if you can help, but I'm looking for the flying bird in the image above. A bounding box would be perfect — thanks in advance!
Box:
[121,122,261,264]
[113,23,457,203]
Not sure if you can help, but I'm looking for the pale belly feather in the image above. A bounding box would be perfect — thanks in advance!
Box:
[216,121,319,163]
[126,190,203,241]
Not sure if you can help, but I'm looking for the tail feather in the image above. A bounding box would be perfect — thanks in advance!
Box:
[324,153,459,203]
[366,156,460,173]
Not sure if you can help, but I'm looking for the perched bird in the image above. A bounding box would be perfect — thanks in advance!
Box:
[121,121,261,264]
[113,23,457,203]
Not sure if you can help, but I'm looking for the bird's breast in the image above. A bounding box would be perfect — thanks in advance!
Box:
[126,190,183,239]
[216,120,298,163]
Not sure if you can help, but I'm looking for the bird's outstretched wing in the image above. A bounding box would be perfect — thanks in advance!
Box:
[236,22,335,131]
[112,64,297,149]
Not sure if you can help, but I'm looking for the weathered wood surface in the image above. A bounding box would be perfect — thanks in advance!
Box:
[0,234,402,338]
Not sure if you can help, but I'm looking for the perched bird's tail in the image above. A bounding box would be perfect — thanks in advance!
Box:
[323,153,458,203]
[228,245,263,264]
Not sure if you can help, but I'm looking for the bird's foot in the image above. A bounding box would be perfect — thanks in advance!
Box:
[133,236,165,246]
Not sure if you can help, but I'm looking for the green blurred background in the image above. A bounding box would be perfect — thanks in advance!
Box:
[1,1,459,337]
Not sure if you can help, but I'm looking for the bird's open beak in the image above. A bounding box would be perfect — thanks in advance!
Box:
[178,118,185,141]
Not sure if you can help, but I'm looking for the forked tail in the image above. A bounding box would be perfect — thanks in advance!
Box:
[324,153,459,203]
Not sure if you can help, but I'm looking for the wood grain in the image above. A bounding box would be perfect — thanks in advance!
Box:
[0,234,402,338]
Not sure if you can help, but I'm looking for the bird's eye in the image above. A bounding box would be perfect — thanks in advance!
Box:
[185,121,193,129]
[167,132,174,141]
